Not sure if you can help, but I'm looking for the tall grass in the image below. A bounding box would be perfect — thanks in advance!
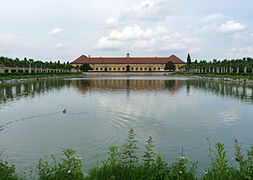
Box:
[0,129,252,179]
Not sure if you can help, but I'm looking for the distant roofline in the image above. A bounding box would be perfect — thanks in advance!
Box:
[70,62,186,64]
[77,54,179,58]
[70,54,185,64]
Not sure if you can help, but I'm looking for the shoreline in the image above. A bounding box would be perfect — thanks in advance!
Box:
[0,74,85,85]
[173,73,253,84]
[2,72,253,85]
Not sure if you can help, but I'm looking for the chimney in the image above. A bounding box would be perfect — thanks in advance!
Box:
[88,54,90,58]
[126,53,130,59]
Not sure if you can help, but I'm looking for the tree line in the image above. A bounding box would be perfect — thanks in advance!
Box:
[0,56,74,70]
[185,54,253,74]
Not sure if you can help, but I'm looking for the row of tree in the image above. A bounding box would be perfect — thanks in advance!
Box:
[0,56,74,70]
[185,54,253,74]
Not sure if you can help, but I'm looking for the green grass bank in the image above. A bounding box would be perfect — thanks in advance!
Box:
[173,72,253,81]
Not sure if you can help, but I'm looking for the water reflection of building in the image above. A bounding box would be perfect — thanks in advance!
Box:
[72,79,184,94]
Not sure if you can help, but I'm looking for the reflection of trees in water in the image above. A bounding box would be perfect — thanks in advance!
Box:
[164,80,176,91]
[81,80,91,87]
[72,79,184,94]
[186,80,253,103]
[0,80,71,105]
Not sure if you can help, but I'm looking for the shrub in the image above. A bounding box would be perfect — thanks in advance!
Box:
[119,128,138,167]
[0,151,18,180]
[142,136,155,167]
[37,148,84,180]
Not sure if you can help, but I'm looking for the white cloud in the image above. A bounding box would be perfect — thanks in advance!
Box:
[202,13,225,22]
[195,20,246,34]
[96,37,123,50]
[251,33,253,37]
[49,28,63,35]
[232,32,248,41]
[219,20,246,32]
[107,24,167,40]
[227,47,253,57]
[194,24,218,34]
[96,24,202,53]
[233,32,242,39]
[189,47,201,54]
[105,17,118,25]
[126,0,154,12]
[55,43,64,48]
[120,0,182,21]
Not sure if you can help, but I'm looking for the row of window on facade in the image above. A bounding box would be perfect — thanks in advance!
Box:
[94,67,164,71]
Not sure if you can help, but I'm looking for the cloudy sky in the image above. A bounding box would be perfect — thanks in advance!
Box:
[0,0,252,62]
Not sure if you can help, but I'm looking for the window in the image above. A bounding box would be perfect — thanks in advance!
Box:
[122,68,125,70]
[118,68,120,71]
[153,68,156,71]
[100,68,103,71]
[114,68,116,70]
[145,68,147,70]
[136,68,139,71]
[96,68,99,70]
[109,68,111,70]
[131,68,134,70]
[140,68,143,70]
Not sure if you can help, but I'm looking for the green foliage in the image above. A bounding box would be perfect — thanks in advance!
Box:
[213,142,228,177]
[80,63,93,72]
[37,148,84,180]
[185,57,253,74]
[0,56,74,70]
[233,139,253,179]
[152,154,169,179]
[142,136,155,167]
[87,130,198,180]
[120,128,138,166]
[1,130,253,180]
[168,150,197,180]
[126,65,130,72]
[203,139,253,180]
[203,142,229,179]
[106,146,119,167]
[165,61,176,71]
[0,151,18,180]
[187,53,192,65]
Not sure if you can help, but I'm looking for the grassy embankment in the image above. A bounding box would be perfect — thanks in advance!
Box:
[1,129,252,180]
[0,72,82,81]
[173,72,253,80]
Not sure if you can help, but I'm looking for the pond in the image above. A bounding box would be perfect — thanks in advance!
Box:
[0,76,252,174]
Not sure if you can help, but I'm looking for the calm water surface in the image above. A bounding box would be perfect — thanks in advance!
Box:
[0,76,252,173]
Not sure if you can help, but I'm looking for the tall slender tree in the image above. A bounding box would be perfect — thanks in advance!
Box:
[187,53,192,65]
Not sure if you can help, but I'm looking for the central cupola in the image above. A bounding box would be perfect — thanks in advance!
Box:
[126,53,130,60]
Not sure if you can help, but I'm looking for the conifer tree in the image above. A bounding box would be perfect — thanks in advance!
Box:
[187,53,192,65]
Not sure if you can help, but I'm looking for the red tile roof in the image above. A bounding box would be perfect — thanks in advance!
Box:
[71,55,185,64]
